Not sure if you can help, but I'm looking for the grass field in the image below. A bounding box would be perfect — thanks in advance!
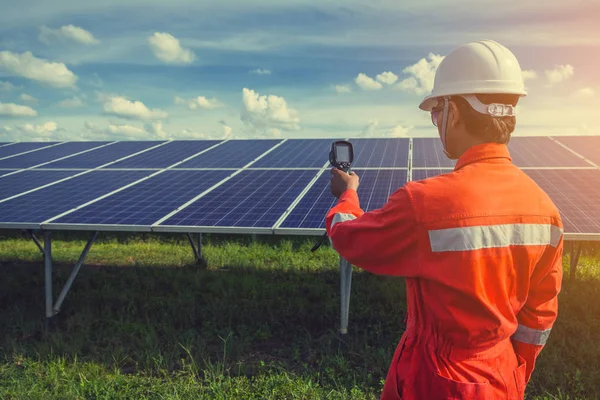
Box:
[0,231,599,399]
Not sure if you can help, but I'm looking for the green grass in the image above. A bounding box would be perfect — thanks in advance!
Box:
[0,232,599,399]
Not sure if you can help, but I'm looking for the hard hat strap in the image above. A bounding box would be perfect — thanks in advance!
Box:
[441,97,451,157]
[460,94,517,117]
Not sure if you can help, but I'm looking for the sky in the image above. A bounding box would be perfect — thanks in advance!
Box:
[0,0,598,142]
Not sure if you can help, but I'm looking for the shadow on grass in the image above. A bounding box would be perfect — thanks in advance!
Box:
[0,259,599,399]
[0,260,406,394]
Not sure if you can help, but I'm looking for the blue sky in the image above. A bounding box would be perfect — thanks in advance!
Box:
[0,0,598,141]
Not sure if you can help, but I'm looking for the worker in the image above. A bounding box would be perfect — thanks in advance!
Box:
[326,39,563,400]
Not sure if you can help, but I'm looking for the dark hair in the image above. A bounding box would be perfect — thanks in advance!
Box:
[451,94,520,144]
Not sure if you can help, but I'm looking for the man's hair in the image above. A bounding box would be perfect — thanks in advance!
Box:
[452,94,520,144]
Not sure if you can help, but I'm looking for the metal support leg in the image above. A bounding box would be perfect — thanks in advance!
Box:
[27,230,45,255]
[44,231,53,318]
[570,241,583,280]
[340,257,353,334]
[186,233,202,262]
[52,232,98,314]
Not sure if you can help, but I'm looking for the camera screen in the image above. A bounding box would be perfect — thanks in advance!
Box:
[336,145,350,162]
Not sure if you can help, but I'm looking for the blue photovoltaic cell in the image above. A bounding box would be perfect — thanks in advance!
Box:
[175,140,281,168]
[348,139,409,168]
[251,139,333,168]
[0,141,110,169]
[0,170,80,200]
[411,138,456,168]
[552,136,600,166]
[0,170,152,224]
[0,142,59,159]
[160,169,318,228]
[280,169,407,229]
[507,137,590,167]
[411,169,453,181]
[53,170,233,226]
[42,141,165,169]
[104,140,223,169]
[524,169,600,234]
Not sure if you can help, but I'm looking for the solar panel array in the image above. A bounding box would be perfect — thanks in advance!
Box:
[0,136,599,239]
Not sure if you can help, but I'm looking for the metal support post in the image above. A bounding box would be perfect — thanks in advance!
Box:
[186,233,202,262]
[340,256,353,334]
[27,230,45,255]
[52,232,98,314]
[44,231,53,318]
[570,241,583,280]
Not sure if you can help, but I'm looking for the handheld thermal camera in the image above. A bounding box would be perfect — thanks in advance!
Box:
[311,140,355,252]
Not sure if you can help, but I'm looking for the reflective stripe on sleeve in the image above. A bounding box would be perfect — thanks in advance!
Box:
[513,324,552,345]
[330,212,357,231]
[428,223,563,252]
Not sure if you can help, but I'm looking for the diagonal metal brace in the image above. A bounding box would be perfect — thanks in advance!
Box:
[26,230,45,255]
[186,232,203,262]
[51,231,99,316]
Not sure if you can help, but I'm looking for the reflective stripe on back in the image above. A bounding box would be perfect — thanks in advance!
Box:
[428,223,563,252]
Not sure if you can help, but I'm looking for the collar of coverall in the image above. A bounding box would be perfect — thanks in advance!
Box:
[453,142,513,171]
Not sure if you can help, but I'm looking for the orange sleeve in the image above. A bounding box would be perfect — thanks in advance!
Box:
[512,231,564,383]
[325,187,420,277]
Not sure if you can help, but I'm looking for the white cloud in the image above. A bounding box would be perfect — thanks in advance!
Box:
[0,102,37,117]
[174,96,187,105]
[148,32,195,64]
[572,87,595,98]
[546,64,574,84]
[376,71,398,85]
[83,120,172,140]
[0,51,78,88]
[387,124,411,137]
[0,81,16,91]
[250,68,271,75]
[355,73,382,91]
[361,119,379,136]
[58,96,85,108]
[188,96,223,110]
[179,129,208,139]
[19,93,38,103]
[39,24,100,45]
[396,53,444,95]
[522,70,538,80]
[223,124,232,138]
[0,121,57,141]
[241,88,300,132]
[334,84,352,93]
[103,96,168,120]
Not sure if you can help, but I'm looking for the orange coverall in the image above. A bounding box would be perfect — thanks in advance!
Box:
[326,143,564,399]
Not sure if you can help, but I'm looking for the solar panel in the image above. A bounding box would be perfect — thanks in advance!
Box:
[508,137,591,167]
[411,169,453,181]
[0,170,81,200]
[348,139,409,168]
[278,169,407,230]
[553,136,600,166]
[411,138,456,168]
[42,141,166,169]
[175,140,282,168]
[524,169,600,234]
[104,140,223,169]
[157,169,318,230]
[0,170,152,227]
[0,141,110,169]
[0,142,60,159]
[48,170,233,228]
[250,139,332,168]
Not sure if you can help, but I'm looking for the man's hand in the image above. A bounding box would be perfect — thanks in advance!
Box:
[330,168,359,198]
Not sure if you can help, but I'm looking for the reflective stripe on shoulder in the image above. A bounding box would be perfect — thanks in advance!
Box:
[330,212,357,231]
[428,223,563,252]
[513,324,552,346]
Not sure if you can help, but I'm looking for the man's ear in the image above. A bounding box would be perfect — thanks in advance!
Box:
[448,100,460,129]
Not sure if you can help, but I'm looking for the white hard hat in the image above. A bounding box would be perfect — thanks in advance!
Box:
[419,40,527,112]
